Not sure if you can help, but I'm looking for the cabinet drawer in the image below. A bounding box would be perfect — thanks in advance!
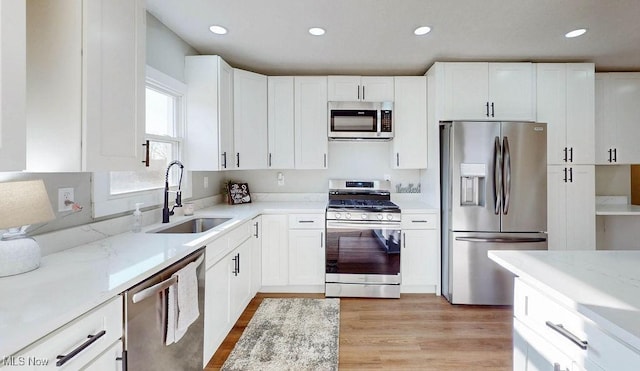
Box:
[10,296,123,370]
[514,278,640,371]
[288,214,325,229]
[401,213,437,230]
[227,220,253,247]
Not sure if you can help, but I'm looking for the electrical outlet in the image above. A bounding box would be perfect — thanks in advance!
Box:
[204,176,209,189]
[58,188,74,212]
[277,172,285,186]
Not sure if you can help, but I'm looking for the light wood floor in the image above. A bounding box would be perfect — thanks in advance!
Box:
[205,293,513,370]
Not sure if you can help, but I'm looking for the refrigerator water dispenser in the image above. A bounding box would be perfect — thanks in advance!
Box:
[460,163,486,206]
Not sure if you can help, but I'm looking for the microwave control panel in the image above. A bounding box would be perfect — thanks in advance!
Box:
[381,110,392,132]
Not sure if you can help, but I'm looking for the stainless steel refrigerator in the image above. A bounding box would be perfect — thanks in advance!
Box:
[440,121,548,305]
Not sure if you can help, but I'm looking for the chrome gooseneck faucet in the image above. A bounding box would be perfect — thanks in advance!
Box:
[162,160,184,223]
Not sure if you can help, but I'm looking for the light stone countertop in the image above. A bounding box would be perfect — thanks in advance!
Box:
[489,250,640,351]
[0,201,325,358]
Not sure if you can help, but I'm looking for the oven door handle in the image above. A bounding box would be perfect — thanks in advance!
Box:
[326,221,400,230]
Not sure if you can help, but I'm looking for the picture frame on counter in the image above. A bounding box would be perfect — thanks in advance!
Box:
[227,182,252,205]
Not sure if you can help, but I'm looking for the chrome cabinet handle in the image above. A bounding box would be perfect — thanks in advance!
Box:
[254,222,259,238]
[268,153,272,167]
[564,147,568,163]
[396,153,400,167]
[613,148,617,162]
[411,220,429,223]
[362,85,365,101]
[545,321,588,350]
[222,152,227,168]
[568,167,573,183]
[569,147,574,163]
[324,153,327,168]
[491,102,495,117]
[236,153,240,168]
[357,85,360,100]
[485,102,490,117]
[403,232,406,249]
[320,232,324,248]
[56,330,106,367]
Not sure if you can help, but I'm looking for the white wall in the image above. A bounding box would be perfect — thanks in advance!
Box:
[146,12,198,82]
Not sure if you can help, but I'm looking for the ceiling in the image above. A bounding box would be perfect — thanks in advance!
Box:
[146,0,640,76]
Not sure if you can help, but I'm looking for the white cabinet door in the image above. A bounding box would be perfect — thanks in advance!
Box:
[288,229,324,285]
[250,216,262,295]
[26,0,145,171]
[82,0,145,171]
[234,69,268,169]
[204,254,231,362]
[327,76,360,101]
[81,340,123,371]
[267,76,295,169]
[0,0,26,171]
[327,76,393,102]
[185,56,234,171]
[488,62,535,121]
[361,76,394,102]
[442,62,534,121]
[294,76,327,169]
[229,239,253,323]
[547,165,595,251]
[442,62,489,120]
[594,75,611,165]
[565,64,594,165]
[392,76,427,169]
[597,73,640,164]
[401,229,439,291]
[537,64,568,165]
[261,214,289,286]
[537,63,594,165]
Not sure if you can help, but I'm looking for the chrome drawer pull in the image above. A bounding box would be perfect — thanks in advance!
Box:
[56,330,106,367]
[411,220,429,223]
[545,321,588,350]
[298,220,315,223]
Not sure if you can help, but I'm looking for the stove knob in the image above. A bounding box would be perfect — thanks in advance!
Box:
[361,214,367,220]
[334,213,341,219]
[377,214,383,220]
[387,214,394,220]
[345,213,351,219]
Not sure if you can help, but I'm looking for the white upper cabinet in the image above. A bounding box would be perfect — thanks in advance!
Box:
[595,73,640,164]
[267,76,295,169]
[0,0,26,171]
[537,63,595,165]
[295,76,328,169]
[328,76,394,102]
[185,55,234,171]
[392,76,428,169]
[442,62,535,121]
[26,0,146,172]
[233,68,268,169]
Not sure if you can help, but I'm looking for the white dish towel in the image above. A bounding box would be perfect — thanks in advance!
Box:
[165,261,200,345]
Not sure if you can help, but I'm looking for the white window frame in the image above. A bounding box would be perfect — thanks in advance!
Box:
[93,66,191,218]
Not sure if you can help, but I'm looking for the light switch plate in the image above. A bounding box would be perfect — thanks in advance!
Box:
[58,188,74,212]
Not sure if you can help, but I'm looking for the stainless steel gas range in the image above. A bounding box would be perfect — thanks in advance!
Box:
[325,180,401,298]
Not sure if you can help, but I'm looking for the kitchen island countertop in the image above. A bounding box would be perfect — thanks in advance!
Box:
[489,250,640,351]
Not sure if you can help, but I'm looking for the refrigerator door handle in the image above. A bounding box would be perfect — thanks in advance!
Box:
[502,136,511,215]
[455,236,547,243]
[493,136,502,215]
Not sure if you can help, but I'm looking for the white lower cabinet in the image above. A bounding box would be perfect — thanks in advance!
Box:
[8,296,123,370]
[203,220,255,364]
[81,340,123,371]
[261,214,289,286]
[400,213,440,294]
[288,213,325,288]
[547,165,595,250]
[513,278,639,371]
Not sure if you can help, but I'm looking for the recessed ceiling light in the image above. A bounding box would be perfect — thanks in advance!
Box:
[309,27,326,36]
[209,25,228,35]
[565,28,587,38]
[414,26,432,36]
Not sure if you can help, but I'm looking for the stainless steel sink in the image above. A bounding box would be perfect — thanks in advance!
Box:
[149,217,232,234]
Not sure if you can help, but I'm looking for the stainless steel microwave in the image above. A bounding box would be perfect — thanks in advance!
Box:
[328,101,393,140]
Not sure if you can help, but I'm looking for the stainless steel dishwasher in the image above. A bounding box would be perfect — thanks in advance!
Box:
[123,248,205,371]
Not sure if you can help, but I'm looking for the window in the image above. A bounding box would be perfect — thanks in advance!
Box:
[93,66,190,218]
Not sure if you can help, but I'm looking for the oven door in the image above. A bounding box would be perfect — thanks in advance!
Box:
[325,220,401,284]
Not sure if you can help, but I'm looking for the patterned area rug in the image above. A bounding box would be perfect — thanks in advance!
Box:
[221,298,340,371]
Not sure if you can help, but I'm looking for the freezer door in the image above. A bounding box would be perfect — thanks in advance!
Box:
[500,122,547,232]
[449,232,547,305]
[448,121,501,232]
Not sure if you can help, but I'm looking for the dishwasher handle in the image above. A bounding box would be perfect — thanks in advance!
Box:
[131,253,204,304]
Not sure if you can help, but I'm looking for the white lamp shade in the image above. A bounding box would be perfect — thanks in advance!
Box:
[0,180,55,230]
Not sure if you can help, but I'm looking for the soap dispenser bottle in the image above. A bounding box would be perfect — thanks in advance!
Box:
[132,203,143,233]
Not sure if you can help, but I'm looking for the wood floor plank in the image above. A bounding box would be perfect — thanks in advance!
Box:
[204,293,512,370]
